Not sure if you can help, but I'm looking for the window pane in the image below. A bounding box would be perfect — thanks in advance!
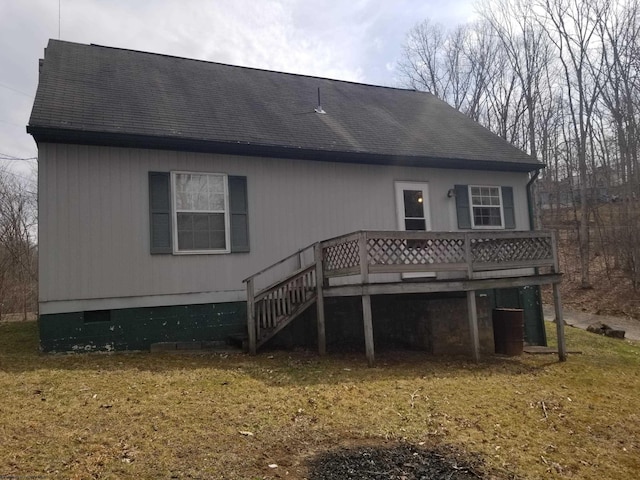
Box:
[405,218,426,231]
[178,230,194,250]
[209,213,225,231]
[175,189,191,210]
[473,207,502,226]
[193,214,209,231]
[193,231,211,250]
[177,213,193,230]
[175,173,226,211]
[177,212,226,250]
[403,190,424,218]
[209,230,226,249]
[209,193,226,211]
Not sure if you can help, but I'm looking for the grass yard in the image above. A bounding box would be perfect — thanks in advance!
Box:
[0,322,639,479]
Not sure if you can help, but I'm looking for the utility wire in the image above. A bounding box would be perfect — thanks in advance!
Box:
[0,83,34,98]
[0,152,37,161]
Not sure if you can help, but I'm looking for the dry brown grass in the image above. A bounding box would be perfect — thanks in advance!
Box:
[1,321,639,479]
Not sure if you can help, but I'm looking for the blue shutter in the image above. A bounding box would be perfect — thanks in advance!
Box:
[502,186,515,229]
[149,172,172,254]
[229,176,250,252]
[455,184,471,229]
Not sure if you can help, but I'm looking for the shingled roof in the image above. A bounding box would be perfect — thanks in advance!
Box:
[28,40,542,172]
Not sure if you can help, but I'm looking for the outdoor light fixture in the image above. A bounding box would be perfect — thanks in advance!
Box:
[447,188,456,198]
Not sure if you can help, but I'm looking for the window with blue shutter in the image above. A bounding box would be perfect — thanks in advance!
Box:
[149,172,172,254]
[455,184,515,229]
[501,186,515,229]
[229,176,250,252]
[149,172,249,254]
[454,184,471,229]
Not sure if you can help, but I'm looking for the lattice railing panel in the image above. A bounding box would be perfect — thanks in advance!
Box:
[323,240,359,272]
[367,237,466,265]
[471,236,553,264]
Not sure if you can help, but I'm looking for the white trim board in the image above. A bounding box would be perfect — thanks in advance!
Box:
[39,289,247,315]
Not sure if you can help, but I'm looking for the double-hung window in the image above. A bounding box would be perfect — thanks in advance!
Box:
[453,184,515,230]
[469,185,504,228]
[172,172,230,253]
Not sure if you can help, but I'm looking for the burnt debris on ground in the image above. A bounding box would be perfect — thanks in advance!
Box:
[307,443,495,480]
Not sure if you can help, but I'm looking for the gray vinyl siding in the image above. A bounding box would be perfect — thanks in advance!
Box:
[38,143,531,310]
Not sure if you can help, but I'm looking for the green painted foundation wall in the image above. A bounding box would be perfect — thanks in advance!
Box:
[38,302,247,352]
[38,286,546,353]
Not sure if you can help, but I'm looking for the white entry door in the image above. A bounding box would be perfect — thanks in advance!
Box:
[394,181,434,278]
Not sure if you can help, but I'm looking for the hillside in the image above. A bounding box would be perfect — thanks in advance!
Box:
[541,203,640,321]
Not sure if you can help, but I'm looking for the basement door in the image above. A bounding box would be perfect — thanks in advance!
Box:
[394,181,435,279]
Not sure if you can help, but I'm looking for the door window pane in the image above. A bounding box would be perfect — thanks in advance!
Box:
[403,190,425,218]
[405,218,426,231]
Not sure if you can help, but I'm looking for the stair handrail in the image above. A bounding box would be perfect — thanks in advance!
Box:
[242,241,318,284]
[245,242,318,354]
[253,264,317,303]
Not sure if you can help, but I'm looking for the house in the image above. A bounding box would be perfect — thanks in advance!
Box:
[27,40,566,361]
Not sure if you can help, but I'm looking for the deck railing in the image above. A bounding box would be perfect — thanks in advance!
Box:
[321,230,557,279]
[244,230,558,353]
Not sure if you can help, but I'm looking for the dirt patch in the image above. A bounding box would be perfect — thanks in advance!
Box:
[307,443,503,480]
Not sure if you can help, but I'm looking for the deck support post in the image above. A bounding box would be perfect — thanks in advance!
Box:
[362,294,375,367]
[553,283,567,362]
[550,231,567,362]
[358,232,374,366]
[466,290,480,363]
[246,278,256,355]
[314,243,326,356]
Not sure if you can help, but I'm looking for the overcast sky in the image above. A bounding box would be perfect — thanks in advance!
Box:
[0,0,477,178]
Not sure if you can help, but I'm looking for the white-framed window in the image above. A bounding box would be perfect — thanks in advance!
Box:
[469,185,504,228]
[171,171,231,254]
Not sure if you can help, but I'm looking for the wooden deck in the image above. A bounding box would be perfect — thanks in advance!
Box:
[244,230,566,365]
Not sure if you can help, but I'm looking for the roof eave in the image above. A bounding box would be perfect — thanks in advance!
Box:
[26,126,544,173]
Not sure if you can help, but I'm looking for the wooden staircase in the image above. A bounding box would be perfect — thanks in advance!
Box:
[244,243,321,352]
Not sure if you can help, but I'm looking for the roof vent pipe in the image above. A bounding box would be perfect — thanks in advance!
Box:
[314,87,326,114]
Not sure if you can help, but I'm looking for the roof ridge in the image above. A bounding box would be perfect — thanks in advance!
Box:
[47,39,422,94]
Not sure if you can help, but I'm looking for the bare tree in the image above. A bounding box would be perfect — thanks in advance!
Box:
[481,0,554,160]
[595,0,640,286]
[398,20,448,97]
[398,20,501,121]
[0,168,37,319]
[535,0,611,288]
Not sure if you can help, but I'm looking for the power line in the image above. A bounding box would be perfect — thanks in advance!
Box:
[0,83,34,99]
[0,152,37,162]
